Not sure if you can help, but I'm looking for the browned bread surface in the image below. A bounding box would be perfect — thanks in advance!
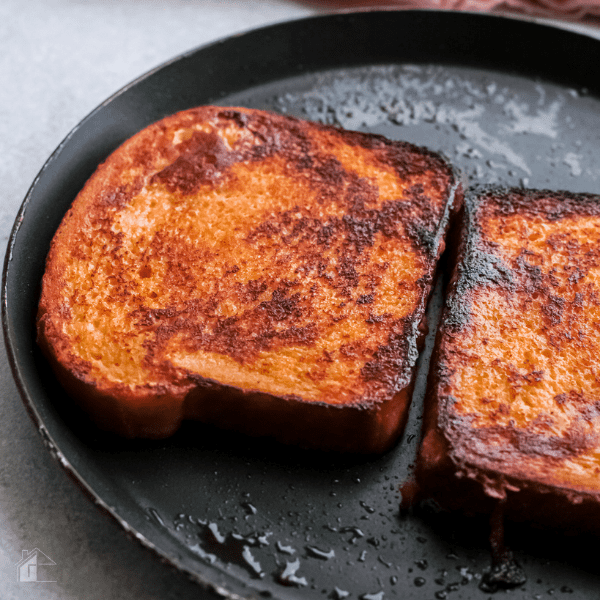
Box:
[37,106,461,453]
[415,187,600,531]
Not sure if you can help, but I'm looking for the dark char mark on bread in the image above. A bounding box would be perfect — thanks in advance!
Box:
[412,185,600,532]
[37,106,462,452]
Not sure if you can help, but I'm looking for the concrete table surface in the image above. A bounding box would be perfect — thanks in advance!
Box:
[1,2,599,600]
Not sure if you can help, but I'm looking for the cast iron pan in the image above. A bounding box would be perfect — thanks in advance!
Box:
[4,10,600,600]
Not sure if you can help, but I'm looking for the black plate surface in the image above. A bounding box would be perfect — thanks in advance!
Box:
[4,10,600,600]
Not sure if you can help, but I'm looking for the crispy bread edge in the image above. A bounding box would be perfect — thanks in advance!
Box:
[37,257,444,454]
[37,310,425,453]
[413,187,600,534]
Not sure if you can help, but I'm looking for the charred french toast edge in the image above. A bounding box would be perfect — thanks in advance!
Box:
[412,186,600,532]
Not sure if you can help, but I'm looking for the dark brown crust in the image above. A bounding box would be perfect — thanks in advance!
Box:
[38,300,428,453]
[37,106,462,453]
[414,186,600,532]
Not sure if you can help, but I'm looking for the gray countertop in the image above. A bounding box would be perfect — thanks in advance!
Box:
[2,3,599,600]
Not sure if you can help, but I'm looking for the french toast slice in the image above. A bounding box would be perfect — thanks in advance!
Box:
[37,106,461,453]
[414,187,600,531]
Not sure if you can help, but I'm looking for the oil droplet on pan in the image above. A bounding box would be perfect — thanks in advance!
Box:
[305,546,335,560]
[146,508,165,527]
[360,592,384,600]
[276,541,296,555]
[278,558,308,587]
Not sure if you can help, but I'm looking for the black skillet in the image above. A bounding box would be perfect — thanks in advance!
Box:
[4,10,600,600]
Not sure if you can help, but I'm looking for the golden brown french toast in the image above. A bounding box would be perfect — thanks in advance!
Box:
[37,106,461,453]
[413,187,600,531]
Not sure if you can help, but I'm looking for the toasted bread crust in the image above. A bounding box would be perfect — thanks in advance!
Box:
[415,187,600,531]
[38,106,461,452]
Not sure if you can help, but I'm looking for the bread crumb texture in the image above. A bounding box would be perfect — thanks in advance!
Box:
[441,189,600,489]
[40,107,456,409]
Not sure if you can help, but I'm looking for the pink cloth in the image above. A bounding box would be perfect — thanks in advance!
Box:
[302,0,600,21]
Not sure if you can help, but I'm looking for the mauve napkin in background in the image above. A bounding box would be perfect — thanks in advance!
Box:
[300,0,600,22]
